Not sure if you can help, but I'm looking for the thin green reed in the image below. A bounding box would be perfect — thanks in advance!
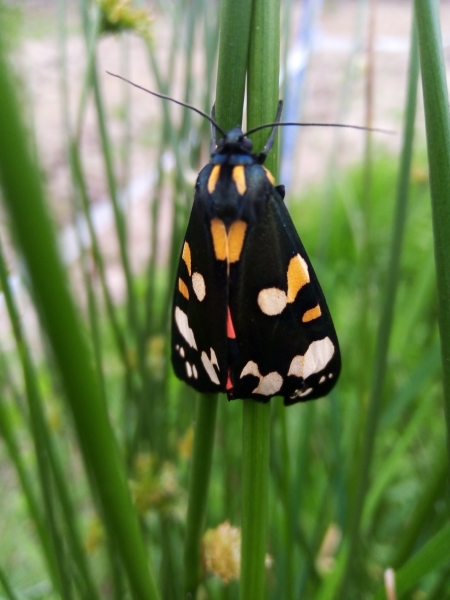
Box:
[182,0,253,596]
[414,0,450,469]
[0,362,54,585]
[335,14,420,598]
[58,0,108,404]
[0,565,20,600]
[0,241,71,599]
[0,30,160,600]
[0,234,103,599]
[78,2,146,390]
[373,522,450,600]
[241,0,280,598]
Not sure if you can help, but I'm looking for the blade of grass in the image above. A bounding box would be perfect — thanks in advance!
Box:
[334,15,419,597]
[215,0,253,131]
[0,239,72,599]
[0,565,20,600]
[240,0,280,596]
[0,31,160,600]
[183,394,219,597]
[0,237,104,600]
[373,522,450,600]
[0,372,54,586]
[390,445,447,569]
[414,0,450,469]
[182,0,253,595]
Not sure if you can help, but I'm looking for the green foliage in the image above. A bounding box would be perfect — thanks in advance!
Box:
[0,1,449,599]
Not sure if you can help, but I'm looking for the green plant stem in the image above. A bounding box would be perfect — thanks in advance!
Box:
[241,401,271,599]
[0,241,71,598]
[334,16,420,598]
[0,380,53,583]
[0,565,20,600]
[373,522,450,600]
[390,446,447,568]
[0,236,103,600]
[69,141,131,374]
[247,0,280,174]
[0,34,160,600]
[183,394,219,597]
[215,0,253,131]
[414,0,450,469]
[182,1,253,595]
[239,1,279,598]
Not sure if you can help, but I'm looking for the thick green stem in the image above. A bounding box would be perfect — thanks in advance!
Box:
[240,401,271,599]
[215,0,253,130]
[414,0,450,470]
[183,394,219,597]
[240,0,279,598]
[0,31,160,600]
[181,0,254,596]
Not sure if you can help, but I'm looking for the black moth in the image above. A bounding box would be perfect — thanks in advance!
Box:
[171,102,341,405]
[107,72,341,405]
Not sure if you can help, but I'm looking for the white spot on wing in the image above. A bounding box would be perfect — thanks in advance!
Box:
[201,351,220,385]
[240,361,283,396]
[186,362,193,377]
[255,372,283,395]
[192,365,198,379]
[257,287,287,316]
[288,337,334,379]
[298,387,313,397]
[175,307,197,349]
[319,375,326,384]
[179,347,185,358]
[240,361,260,379]
[192,272,206,301]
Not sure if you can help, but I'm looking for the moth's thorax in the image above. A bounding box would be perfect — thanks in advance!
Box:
[196,161,275,226]
[211,152,255,166]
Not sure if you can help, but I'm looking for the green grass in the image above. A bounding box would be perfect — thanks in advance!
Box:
[0,0,449,599]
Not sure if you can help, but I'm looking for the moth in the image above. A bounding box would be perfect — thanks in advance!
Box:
[107,73,342,405]
[171,104,341,405]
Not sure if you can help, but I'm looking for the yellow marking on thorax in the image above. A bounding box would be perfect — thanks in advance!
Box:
[263,166,275,185]
[210,218,228,260]
[207,165,221,193]
[302,304,322,323]
[232,166,247,195]
[286,254,310,303]
[178,278,189,300]
[182,242,192,275]
[228,220,247,263]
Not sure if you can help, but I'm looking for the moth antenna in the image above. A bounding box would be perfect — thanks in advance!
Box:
[210,103,217,154]
[246,120,394,137]
[107,72,226,137]
[258,100,284,162]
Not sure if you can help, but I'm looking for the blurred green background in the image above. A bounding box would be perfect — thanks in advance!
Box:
[0,1,449,599]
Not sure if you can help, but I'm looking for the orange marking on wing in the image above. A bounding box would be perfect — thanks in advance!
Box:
[226,369,233,391]
[207,165,221,193]
[182,242,191,276]
[286,254,310,303]
[227,307,236,339]
[302,304,322,323]
[178,278,189,300]
[228,220,247,263]
[263,166,275,185]
[232,165,247,195]
[210,218,228,261]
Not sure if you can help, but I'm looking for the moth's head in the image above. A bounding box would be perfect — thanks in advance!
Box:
[215,127,254,156]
